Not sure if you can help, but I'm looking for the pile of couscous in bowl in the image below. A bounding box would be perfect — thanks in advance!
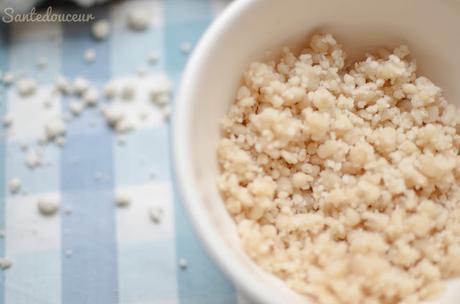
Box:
[218,34,460,304]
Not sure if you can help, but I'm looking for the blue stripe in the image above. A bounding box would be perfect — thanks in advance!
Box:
[164,0,237,303]
[114,127,171,187]
[110,3,165,76]
[0,25,10,304]
[60,7,118,304]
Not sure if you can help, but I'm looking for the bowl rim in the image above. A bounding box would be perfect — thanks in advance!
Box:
[172,0,279,302]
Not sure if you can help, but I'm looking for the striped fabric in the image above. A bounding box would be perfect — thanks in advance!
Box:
[0,0,246,303]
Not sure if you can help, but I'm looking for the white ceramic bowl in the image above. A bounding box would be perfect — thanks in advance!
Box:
[173,0,460,303]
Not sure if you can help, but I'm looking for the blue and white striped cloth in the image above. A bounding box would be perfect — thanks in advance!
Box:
[0,1,246,303]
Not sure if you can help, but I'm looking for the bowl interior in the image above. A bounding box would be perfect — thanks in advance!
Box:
[176,0,460,303]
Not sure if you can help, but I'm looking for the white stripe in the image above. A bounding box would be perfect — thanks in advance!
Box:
[6,85,61,142]
[114,183,177,303]
[5,21,62,304]
[110,1,178,302]
[115,183,174,243]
